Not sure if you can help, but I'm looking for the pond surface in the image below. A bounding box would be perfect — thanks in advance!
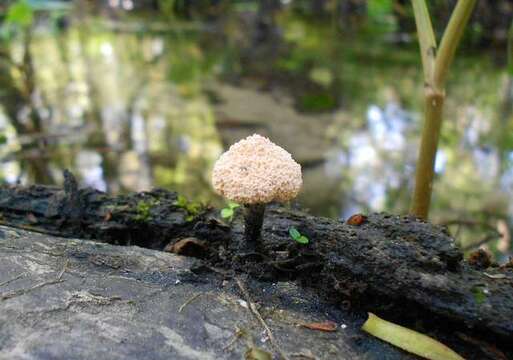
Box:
[0,2,511,258]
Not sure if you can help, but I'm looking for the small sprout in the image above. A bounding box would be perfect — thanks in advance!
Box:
[362,312,464,360]
[472,285,487,305]
[289,226,309,245]
[135,200,155,221]
[220,201,240,222]
[174,195,188,208]
[173,195,201,221]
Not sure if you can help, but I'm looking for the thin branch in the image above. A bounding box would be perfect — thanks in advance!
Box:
[222,326,245,351]
[0,272,26,288]
[0,260,67,301]
[178,293,202,313]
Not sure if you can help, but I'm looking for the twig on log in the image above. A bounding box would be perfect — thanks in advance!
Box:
[0,272,26,288]
[235,277,290,360]
[222,326,245,351]
[178,293,202,313]
[0,260,68,301]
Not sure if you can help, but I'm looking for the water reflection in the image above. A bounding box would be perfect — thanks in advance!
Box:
[0,2,511,258]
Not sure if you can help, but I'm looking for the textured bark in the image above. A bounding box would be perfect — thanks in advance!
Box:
[0,181,512,359]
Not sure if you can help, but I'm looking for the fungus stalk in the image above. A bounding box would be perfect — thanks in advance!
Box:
[243,203,266,243]
[212,134,302,245]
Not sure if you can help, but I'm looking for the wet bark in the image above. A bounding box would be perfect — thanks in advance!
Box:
[0,180,511,359]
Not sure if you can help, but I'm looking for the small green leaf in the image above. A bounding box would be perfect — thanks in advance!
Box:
[228,201,239,209]
[289,227,301,240]
[0,133,7,145]
[174,195,188,207]
[472,286,487,305]
[221,208,233,218]
[296,235,309,244]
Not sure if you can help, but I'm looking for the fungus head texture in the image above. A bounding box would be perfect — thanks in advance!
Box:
[212,134,302,204]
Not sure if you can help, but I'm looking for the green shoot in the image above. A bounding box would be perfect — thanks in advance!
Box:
[472,285,487,305]
[220,201,239,222]
[410,0,477,219]
[173,195,201,221]
[289,226,309,245]
[135,200,157,221]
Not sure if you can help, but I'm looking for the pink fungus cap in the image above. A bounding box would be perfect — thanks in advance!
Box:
[212,134,302,204]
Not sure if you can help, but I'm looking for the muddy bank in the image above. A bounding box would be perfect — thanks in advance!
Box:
[0,179,512,359]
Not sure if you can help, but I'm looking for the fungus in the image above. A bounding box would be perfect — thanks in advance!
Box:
[212,134,302,244]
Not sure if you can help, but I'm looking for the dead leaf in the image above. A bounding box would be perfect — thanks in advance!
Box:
[362,313,464,360]
[468,249,491,269]
[164,238,208,258]
[346,214,367,226]
[104,211,112,222]
[300,321,337,332]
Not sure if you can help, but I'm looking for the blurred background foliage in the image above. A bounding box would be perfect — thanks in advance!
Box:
[0,0,512,261]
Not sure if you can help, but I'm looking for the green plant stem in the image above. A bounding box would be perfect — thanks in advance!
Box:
[410,0,476,219]
[433,0,477,89]
[411,0,436,83]
[410,91,444,218]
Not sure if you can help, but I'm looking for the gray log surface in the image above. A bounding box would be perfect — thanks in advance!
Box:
[0,226,411,360]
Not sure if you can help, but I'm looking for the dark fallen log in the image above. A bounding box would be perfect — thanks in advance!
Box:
[0,179,512,359]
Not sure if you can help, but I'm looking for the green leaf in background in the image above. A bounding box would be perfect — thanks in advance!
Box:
[6,0,34,27]
[227,201,239,209]
[367,0,393,18]
[298,93,337,112]
[289,227,301,240]
[0,133,7,145]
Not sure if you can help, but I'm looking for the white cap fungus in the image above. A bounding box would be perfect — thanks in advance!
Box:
[212,134,302,204]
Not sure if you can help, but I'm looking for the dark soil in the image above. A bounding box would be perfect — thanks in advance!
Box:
[0,174,512,359]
